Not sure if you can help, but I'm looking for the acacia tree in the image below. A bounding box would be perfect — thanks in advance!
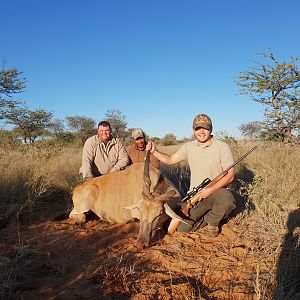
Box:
[4,105,53,144]
[0,64,26,118]
[104,109,128,139]
[48,118,65,138]
[236,52,300,143]
[161,133,177,146]
[48,118,75,144]
[66,115,96,143]
[1,63,57,145]
[239,121,264,139]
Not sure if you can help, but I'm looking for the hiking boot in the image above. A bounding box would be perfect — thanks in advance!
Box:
[191,216,208,232]
[208,225,219,238]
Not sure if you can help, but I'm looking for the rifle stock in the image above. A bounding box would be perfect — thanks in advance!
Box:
[167,145,258,234]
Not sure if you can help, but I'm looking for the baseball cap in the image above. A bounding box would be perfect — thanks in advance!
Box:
[132,128,145,139]
[193,114,213,131]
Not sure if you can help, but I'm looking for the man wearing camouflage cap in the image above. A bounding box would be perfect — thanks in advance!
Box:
[127,128,160,169]
[146,114,236,237]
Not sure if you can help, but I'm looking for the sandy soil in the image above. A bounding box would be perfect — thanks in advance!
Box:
[1,203,275,300]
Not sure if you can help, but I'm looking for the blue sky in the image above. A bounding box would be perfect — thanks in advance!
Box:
[1,0,299,139]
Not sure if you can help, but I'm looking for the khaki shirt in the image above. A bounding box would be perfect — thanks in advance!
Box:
[127,143,160,169]
[80,135,129,179]
[176,138,234,190]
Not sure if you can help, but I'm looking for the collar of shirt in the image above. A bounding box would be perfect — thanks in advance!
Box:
[97,136,117,149]
[196,136,214,149]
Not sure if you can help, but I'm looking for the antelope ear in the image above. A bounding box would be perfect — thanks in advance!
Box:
[154,190,176,202]
[163,203,191,225]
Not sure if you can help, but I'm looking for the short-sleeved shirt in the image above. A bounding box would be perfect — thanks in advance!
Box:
[127,143,160,169]
[80,135,129,179]
[176,138,234,190]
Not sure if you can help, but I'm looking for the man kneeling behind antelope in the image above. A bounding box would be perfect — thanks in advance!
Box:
[69,152,181,249]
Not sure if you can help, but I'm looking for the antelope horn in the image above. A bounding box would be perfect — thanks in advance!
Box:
[164,203,191,225]
[142,151,153,200]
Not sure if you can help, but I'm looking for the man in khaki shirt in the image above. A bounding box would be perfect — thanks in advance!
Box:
[80,121,129,179]
[146,114,236,237]
[127,128,160,169]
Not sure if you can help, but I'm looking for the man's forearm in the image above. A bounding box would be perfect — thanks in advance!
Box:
[191,170,234,205]
[113,155,129,171]
[147,141,183,165]
[112,145,130,171]
[207,170,234,194]
[81,163,94,179]
[152,149,173,165]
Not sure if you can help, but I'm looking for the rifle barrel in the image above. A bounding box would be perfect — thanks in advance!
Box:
[182,145,258,203]
[211,145,258,184]
[167,144,259,234]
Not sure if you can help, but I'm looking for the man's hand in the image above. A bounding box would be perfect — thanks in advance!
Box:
[146,141,155,153]
[190,186,213,206]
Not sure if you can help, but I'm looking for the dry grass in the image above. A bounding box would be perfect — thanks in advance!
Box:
[1,140,300,299]
[0,245,40,299]
[160,140,300,299]
[0,145,82,224]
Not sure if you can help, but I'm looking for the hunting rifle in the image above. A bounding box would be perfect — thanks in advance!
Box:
[165,145,258,234]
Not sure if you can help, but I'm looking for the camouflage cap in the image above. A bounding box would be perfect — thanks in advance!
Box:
[132,128,145,139]
[193,114,213,131]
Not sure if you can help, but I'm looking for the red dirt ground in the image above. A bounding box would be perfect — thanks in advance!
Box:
[1,203,274,300]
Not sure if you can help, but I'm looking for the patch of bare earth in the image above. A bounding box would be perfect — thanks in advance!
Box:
[1,210,275,300]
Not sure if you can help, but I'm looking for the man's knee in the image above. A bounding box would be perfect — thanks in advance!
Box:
[223,195,236,212]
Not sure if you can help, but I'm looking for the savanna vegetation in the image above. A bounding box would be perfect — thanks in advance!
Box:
[1,141,300,299]
[0,52,299,299]
[1,52,300,148]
